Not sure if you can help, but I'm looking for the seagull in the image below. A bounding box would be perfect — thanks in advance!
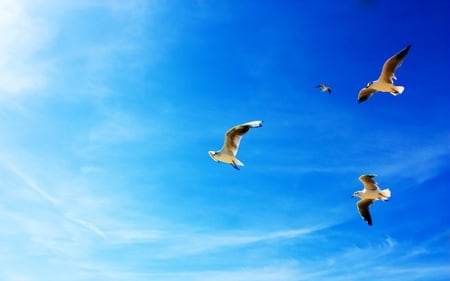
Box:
[316,83,332,94]
[351,174,391,226]
[208,120,263,170]
[358,45,411,103]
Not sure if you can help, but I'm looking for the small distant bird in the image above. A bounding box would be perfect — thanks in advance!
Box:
[358,45,411,103]
[208,120,263,170]
[316,83,332,94]
[351,174,391,226]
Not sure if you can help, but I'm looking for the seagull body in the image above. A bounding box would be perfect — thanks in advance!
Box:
[358,45,411,103]
[316,83,332,94]
[352,174,391,226]
[208,120,262,170]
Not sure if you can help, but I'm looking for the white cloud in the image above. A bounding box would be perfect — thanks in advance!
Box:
[0,0,54,96]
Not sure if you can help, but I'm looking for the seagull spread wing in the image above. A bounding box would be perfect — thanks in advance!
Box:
[359,174,378,190]
[221,121,262,156]
[357,199,374,226]
[378,45,411,84]
[316,84,331,93]
[358,87,377,103]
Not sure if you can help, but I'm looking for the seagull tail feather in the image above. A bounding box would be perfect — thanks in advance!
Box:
[392,86,404,95]
[244,120,263,128]
[233,158,244,167]
[380,188,391,198]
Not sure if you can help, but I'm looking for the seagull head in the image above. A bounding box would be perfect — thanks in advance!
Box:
[351,191,362,199]
[208,151,219,162]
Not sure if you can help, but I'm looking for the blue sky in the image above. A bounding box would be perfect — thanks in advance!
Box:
[0,0,449,280]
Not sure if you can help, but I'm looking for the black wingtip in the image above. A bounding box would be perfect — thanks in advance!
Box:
[358,95,369,103]
[400,44,412,56]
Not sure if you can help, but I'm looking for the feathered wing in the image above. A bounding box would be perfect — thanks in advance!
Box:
[359,174,378,190]
[358,87,377,103]
[221,121,262,156]
[357,199,374,226]
[378,45,411,84]
[316,84,325,89]
[316,84,331,93]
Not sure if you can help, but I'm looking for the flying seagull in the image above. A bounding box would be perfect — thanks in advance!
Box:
[351,174,391,226]
[208,120,263,170]
[358,45,411,103]
[316,83,332,94]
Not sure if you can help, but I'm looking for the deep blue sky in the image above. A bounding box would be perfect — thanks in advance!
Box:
[0,1,449,280]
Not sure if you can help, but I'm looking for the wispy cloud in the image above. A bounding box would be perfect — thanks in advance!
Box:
[262,131,449,185]
[65,213,106,239]
[105,223,333,259]
[301,235,450,281]
[0,0,54,97]
[0,158,107,240]
[171,225,327,255]
[143,263,302,281]
[376,142,449,185]
[4,163,59,205]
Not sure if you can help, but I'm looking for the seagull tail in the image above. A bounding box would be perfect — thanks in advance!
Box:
[244,120,263,128]
[233,158,244,167]
[391,86,404,95]
[380,188,391,198]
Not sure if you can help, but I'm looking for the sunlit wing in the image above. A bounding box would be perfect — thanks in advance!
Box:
[221,121,262,156]
[357,199,374,226]
[222,125,250,155]
[378,45,411,83]
[359,174,378,190]
[358,87,377,103]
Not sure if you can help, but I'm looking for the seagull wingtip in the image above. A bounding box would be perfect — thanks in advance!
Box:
[360,174,377,178]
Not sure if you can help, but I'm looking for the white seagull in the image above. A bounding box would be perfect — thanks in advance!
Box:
[351,174,391,226]
[358,45,411,103]
[208,120,263,170]
[316,83,332,94]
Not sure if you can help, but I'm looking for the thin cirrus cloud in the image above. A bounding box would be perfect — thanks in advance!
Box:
[0,157,108,242]
[129,225,331,259]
